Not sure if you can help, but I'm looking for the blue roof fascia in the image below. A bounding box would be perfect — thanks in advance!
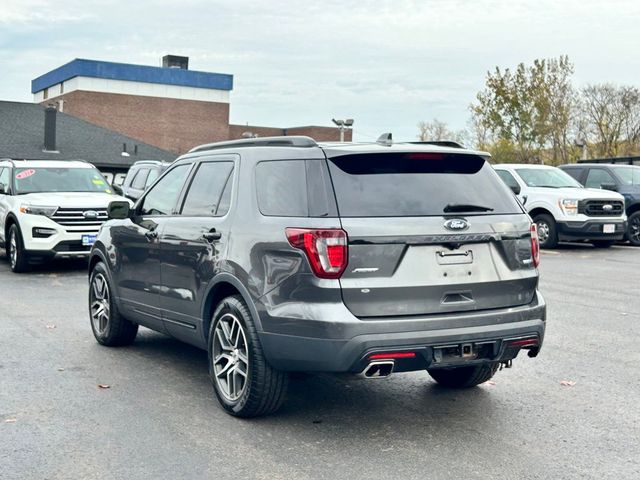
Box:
[31,58,233,94]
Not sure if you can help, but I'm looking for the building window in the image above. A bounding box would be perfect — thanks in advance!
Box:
[60,83,64,94]
[43,88,48,100]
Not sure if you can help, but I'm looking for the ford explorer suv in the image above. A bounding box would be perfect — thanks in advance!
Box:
[559,163,640,246]
[0,159,128,272]
[88,136,546,417]
[494,164,626,249]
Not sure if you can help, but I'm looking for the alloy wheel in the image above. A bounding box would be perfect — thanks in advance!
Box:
[212,313,249,402]
[9,230,17,269]
[630,216,640,244]
[90,273,111,335]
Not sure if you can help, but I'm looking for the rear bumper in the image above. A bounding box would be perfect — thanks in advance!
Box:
[556,219,626,241]
[258,291,546,373]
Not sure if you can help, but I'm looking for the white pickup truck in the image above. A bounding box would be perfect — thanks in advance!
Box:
[494,164,627,248]
[0,159,129,272]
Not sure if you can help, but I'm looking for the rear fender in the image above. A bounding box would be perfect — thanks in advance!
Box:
[200,273,264,342]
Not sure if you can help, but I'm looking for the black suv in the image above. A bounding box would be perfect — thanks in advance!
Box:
[120,160,172,201]
[560,163,640,245]
[88,136,546,417]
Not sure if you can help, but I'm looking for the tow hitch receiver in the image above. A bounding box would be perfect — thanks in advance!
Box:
[432,341,497,364]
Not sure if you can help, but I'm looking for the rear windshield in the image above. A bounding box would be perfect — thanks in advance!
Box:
[327,153,522,217]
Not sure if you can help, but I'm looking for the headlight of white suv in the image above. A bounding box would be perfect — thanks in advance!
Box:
[19,204,58,217]
[559,199,579,216]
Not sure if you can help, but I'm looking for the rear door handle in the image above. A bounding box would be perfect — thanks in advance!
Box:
[203,229,222,242]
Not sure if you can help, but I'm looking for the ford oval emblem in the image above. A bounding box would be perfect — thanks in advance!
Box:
[444,218,469,231]
[83,210,99,219]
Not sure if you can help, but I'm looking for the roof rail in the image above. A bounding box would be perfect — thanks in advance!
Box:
[189,136,318,154]
[577,156,640,165]
[408,140,465,149]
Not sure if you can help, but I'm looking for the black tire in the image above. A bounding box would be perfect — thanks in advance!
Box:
[533,213,558,249]
[7,223,30,273]
[628,211,640,246]
[208,295,288,418]
[592,240,615,248]
[427,362,499,388]
[89,262,138,346]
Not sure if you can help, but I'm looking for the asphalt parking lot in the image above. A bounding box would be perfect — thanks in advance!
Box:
[1,245,639,480]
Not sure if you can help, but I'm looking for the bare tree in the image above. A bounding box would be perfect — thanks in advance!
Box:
[579,84,639,158]
[621,86,640,155]
[417,119,468,145]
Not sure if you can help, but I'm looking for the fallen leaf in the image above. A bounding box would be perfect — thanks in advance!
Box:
[560,380,576,387]
[45,324,56,329]
[57,368,65,372]
[5,418,17,423]
[97,384,111,389]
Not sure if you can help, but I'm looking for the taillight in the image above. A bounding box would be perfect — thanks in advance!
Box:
[508,337,539,348]
[530,223,540,268]
[285,228,348,279]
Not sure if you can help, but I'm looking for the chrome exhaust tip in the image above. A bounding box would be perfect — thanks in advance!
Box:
[361,361,394,378]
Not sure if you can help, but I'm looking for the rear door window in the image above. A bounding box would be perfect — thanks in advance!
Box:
[327,153,521,217]
[180,161,234,217]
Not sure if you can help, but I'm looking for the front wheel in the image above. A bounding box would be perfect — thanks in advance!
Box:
[89,262,138,346]
[532,214,558,249]
[208,295,288,417]
[427,363,499,388]
[8,224,29,273]
[628,212,640,246]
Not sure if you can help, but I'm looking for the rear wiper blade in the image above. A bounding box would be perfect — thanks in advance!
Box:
[444,203,494,213]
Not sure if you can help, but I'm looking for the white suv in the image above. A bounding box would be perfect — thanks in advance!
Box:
[0,159,128,272]
[494,164,627,248]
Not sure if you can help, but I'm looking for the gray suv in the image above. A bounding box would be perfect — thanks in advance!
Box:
[88,136,546,417]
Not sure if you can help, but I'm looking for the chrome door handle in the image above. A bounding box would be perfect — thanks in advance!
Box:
[144,229,158,241]
[202,230,222,242]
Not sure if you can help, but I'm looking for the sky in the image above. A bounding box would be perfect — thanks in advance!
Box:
[1,0,639,142]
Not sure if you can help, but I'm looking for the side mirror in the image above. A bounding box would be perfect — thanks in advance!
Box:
[0,183,6,195]
[510,184,521,195]
[107,200,131,220]
[111,184,124,196]
[521,195,528,205]
[601,183,618,192]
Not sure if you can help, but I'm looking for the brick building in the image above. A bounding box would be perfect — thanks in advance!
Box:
[31,56,350,154]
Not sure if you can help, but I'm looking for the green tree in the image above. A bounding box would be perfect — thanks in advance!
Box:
[470,56,575,164]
